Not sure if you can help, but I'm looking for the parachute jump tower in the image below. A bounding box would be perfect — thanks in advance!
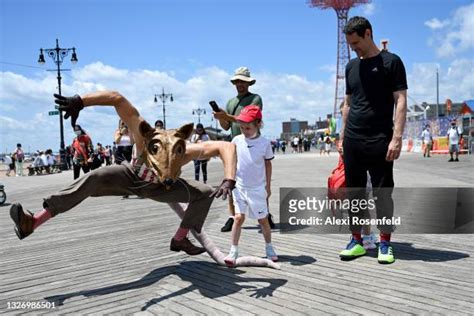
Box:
[308,0,370,118]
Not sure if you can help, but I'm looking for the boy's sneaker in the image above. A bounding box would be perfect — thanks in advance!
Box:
[378,241,395,264]
[362,233,377,250]
[339,238,366,260]
[265,245,278,262]
[224,248,238,267]
[221,217,234,232]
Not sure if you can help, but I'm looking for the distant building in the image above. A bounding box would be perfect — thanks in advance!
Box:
[281,118,308,140]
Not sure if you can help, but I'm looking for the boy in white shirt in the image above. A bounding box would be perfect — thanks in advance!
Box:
[224,105,277,267]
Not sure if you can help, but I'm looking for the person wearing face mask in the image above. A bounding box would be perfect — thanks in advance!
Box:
[72,125,93,179]
[154,120,164,130]
[447,119,462,162]
[190,123,210,184]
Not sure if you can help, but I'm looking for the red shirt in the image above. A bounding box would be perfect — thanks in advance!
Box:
[72,135,92,161]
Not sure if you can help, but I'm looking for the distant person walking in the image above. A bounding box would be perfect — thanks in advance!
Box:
[190,123,210,184]
[447,119,462,162]
[421,125,433,158]
[4,154,13,176]
[14,143,25,176]
[72,125,93,180]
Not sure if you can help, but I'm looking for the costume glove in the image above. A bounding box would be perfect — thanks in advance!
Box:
[54,94,84,127]
[210,179,236,200]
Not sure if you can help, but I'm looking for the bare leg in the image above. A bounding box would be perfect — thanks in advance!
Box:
[258,217,272,244]
[231,213,245,246]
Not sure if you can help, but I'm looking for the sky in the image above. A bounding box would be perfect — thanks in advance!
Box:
[1,0,473,153]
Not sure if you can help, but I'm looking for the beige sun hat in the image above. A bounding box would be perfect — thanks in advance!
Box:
[230,66,256,85]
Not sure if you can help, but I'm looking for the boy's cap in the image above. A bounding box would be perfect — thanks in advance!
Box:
[236,105,262,123]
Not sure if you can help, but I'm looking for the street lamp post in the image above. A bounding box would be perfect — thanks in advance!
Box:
[436,68,440,119]
[38,38,78,170]
[211,117,219,140]
[192,107,207,124]
[154,88,173,129]
[423,105,430,120]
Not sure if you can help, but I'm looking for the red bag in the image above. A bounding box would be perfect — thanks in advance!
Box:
[328,155,346,200]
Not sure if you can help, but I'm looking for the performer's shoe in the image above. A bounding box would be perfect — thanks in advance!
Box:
[170,237,206,255]
[10,203,34,240]
[339,238,366,260]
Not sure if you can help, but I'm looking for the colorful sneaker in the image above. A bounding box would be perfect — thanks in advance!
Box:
[265,245,278,262]
[378,241,395,264]
[339,238,366,260]
[224,248,238,267]
[362,233,377,250]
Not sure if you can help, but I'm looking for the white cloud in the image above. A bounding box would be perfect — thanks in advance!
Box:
[0,63,335,152]
[424,18,449,30]
[407,59,474,106]
[426,3,474,58]
[362,3,375,16]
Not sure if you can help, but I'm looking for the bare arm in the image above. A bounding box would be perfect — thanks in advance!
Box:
[114,129,122,144]
[265,160,272,198]
[80,91,145,144]
[386,90,407,161]
[184,141,236,180]
[338,94,350,154]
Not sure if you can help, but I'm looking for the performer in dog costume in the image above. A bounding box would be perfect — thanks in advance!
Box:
[10,91,237,256]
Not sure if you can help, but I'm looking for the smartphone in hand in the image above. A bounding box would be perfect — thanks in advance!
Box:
[209,101,221,112]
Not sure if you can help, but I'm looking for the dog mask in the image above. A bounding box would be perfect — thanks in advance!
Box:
[139,121,194,188]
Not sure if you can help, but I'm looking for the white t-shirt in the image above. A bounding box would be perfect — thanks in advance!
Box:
[4,155,12,164]
[232,135,274,189]
[190,133,209,143]
[47,155,56,166]
[117,134,132,146]
[447,126,461,145]
[421,129,432,143]
[292,137,299,146]
[40,154,48,166]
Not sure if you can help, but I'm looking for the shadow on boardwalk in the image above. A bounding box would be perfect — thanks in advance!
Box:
[45,261,290,311]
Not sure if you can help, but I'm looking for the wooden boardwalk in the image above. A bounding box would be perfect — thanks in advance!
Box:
[1,152,473,315]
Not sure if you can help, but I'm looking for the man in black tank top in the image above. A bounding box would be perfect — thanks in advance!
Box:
[338,16,408,264]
